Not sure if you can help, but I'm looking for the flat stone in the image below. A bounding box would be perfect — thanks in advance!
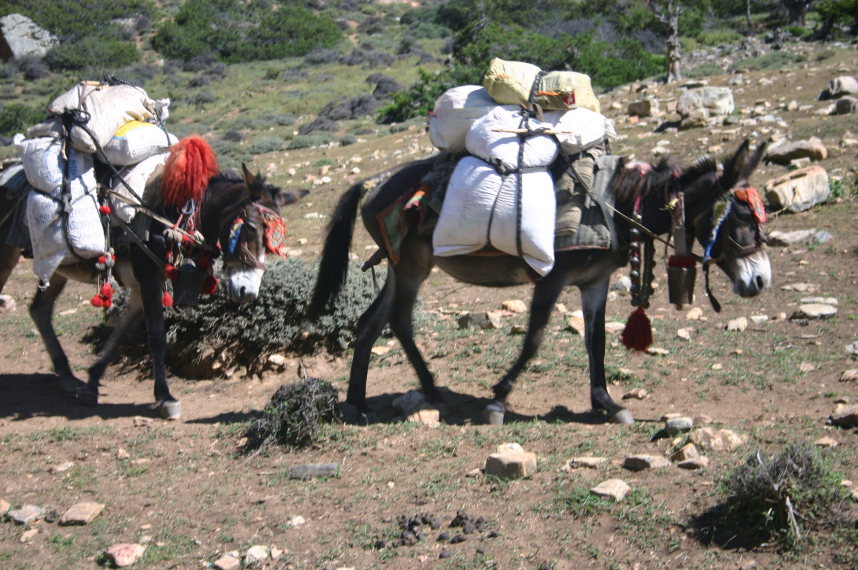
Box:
[502,299,527,313]
[749,315,769,324]
[839,369,858,383]
[6,504,44,525]
[792,304,837,319]
[726,317,748,332]
[60,502,104,525]
[780,282,818,293]
[485,451,537,479]
[686,307,704,320]
[213,554,241,570]
[20,528,38,543]
[0,294,16,311]
[690,428,747,451]
[0,499,9,515]
[132,416,154,428]
[678,457,710,470]
[566,314,585,335]
[496,442,525,454]
[665,416,694,434]
[392,390,427,415]
[670,443,699,462]
[799,296,837,305]
[288,463,340,480]
[406,408,440,427]
[830,404,858,428]
[814,437,838,448]
[244,545,270,564]
[623,454,671,471]
[563,457,608,470]
[104,543,146,567]
[591,479,631,502]
[622,388,648,400]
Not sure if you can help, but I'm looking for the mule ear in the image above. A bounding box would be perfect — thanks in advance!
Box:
[241,163,264,200]
[738,142,767,182]
[719,139,752,191]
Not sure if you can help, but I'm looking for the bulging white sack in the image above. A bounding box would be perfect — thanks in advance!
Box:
[109,151,169,224]
[465,106,558,172]
[18,136,90,193]
[544,107,616,155]
[25,148,106,284]
[428,85,517,153]
[49,83,156,154]
[100,120,177,166]
[433,155,556,276]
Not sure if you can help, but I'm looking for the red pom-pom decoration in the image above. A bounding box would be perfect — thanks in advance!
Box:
[162,292,174,307]
[165,263,179,281]
[102,298,113,309]
[100,283,115,298]
[202,275,219,295]
[91,295,105,307]
[99,205,112,215]
[98,255,108,265]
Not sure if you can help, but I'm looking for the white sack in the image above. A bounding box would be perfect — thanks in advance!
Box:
[18,136,90,193]
[109,151,169,224]
[465,106,558,172]
[544,108,616,155]
[100,120,177,166]
[429,85,518,153]
[49,83,156,154]
[433,155,556,276]
[25,148,106,284]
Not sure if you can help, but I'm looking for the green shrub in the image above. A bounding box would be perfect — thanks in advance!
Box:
[244,378,340,451]
[697,28,744,46]
[288,134,334,150]
[248,136,286,154]
[44,36,140,71]
[165,258,383,367]
[0,104,49,137]
[732,52,797,72]
[685,62,724,79]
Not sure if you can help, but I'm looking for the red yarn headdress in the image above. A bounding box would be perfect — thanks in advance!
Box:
[161,135,219,208]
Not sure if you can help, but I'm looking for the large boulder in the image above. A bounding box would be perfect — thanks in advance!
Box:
[676,87,734,129]
[833,96,858,115]
[0,14,57,61]
[819,75,858,100]
[764,165,830,213]
[765,137,828,165]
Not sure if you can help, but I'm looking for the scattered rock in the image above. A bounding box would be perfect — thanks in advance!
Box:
[622,388,648,400]
[686,307,704,320]
[749,315,768,325]
[51,461,74,474]
[646,347,670,356]
[457,312,502,330]
[780,282,818,293]
[678,457,710,470]
[485,448,537,479]
[19,528,38,543]
[670,443,699,462]
[501,299,527,313]
[726,317,748,332]
[392,390,427,415]
[288,463,340,479]
[665,416,694,434]
[829,404,858,428]
[406,408,441,428]
[104,544,146,567]
[213,553,241,570]
[690,428,747,451]
[791,304,837,320]
[244,545,270,564]
[677,327,693,340]
[768,229,818,246]
[565,313,585,335]
[133,416,154,428]
[814,437,838,448]
[116,448,131,460]
[59,502,104,525]
[288,515,306,528]
[591,479,631,502]
[838,369,858,383]
[628,99,661,118]
[0,14,58,59]
[0,499,9,515]
[623,454,671,471]
[563,457,608,470]
[0,294,16,311]
[764,165,830,212]
[6,504,44,525]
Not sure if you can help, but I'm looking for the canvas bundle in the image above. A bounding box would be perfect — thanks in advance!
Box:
[432,155,556,276]
[100,120,177,166]
[109,151,169,224]
[465,106,558,172]
[49,82,158,154]
[428,85,519,153]
[482,58,600,113]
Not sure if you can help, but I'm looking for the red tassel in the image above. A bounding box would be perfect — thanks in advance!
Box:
[162,292,174,307]
[621,306,653,351]
[99,205,112,215]
[100,283,114,298]
[165,263,179,281]
[162,135,219,208]
[202,275,219,295]
[91,295,104,307]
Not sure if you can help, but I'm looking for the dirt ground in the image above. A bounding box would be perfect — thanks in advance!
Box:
[1,43,857,570]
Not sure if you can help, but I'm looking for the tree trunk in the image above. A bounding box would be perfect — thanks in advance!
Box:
[650,0,684,83]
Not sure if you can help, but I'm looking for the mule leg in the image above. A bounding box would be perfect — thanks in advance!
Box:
[29,274,84,392]
[85,288,144,389]
[346,270,396,410]
[581,279,633,424]
[486,270,568,423]
[0,244,21,295]
[387,259,439,403]
[129,246,181,419]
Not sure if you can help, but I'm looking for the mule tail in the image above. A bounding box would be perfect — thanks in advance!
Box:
[307,181,366,318]
[162,135,220,208]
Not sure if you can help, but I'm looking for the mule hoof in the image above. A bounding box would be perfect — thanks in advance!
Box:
[609,409,635,425]
[483,401,506,426]
[76,387,99,407]
[158,400,183,420]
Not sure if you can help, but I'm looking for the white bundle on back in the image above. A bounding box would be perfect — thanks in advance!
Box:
[24,147,106,284]
[109,151,169,224]
[18,136,66,193]
[465,106,558,172]
[49,83,156,154]
[100,120,177,166]
[544,107,615,155]
[428,85,518,153]
[432,155,556,276]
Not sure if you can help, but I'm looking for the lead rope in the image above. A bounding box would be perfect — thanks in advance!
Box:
[621,196,654,351]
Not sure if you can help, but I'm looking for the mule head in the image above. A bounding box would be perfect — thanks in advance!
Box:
[685,140,772,299]
[217,164,290,303]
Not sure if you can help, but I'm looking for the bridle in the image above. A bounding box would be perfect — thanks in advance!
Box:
[222,203,287,270]
[697,184,767,266]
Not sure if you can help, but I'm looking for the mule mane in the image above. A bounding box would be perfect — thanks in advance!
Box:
[611,157,680,204]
